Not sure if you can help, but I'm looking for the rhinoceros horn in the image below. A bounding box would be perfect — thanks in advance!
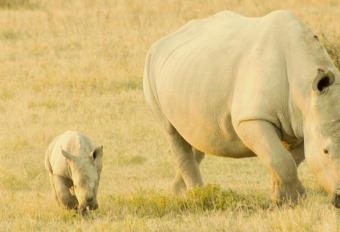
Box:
[60,147,78,162]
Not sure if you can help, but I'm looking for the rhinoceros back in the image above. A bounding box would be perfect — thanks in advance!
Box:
[144,10,303,157]
[45,130,96,179]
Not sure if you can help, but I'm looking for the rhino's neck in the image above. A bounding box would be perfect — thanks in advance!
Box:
[285,21,336,139]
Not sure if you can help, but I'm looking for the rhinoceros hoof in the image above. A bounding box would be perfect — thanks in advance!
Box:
[273,180,306,206]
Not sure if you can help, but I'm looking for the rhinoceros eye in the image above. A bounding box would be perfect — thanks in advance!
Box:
[323,148,333,162]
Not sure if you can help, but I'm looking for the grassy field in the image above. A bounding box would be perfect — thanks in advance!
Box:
[0,0,340,231]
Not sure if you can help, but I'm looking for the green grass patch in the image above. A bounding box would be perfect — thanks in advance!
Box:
[110,78,143,92]
[105,184,267,218]
[322,34,340,69]
[0,0,39,9]
[114,154,148,166]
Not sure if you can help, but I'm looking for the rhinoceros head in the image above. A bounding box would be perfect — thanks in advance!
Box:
[304,68,340,207]
[61,146,103,212]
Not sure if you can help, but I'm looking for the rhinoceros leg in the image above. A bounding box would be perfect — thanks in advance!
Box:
[52,175,78,210]
[289,143,305,167]
[171,148,205,193]
[237,120,306,205]
[48,173,60,205]
[166,127,204,192]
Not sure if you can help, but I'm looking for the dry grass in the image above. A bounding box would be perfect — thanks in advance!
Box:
[0,0,340,231]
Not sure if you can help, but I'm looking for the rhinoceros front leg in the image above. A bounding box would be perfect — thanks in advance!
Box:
[52,175,78,210]
[171,148,205,193]
[237,120,306,205]
[166,127,204,192]
[289,143,305,167]
[48,173,59,204]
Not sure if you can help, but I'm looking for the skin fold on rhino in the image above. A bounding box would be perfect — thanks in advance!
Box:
[45,130,103,215]
[143,10,340,207]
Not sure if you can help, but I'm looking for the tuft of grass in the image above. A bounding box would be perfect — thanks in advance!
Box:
[0,167,30,191]
[0,0,39,9]
[1,31,24,41]
[186,184,267,211]
[0,87,13,100]
[321,33,340,69]
[105,184,267,218]
[112,78,143,92]
[114,154,148,166]
[60,209,82,222]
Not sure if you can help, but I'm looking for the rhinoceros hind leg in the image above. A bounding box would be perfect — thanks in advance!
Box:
[170,171,187,193]
[52,175,78,210]
[166,127,204,192]
[171,148,205,193]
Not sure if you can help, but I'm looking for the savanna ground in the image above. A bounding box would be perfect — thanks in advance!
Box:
[0,0,340,231]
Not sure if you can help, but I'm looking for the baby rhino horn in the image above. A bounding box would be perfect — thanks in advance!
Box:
[60,147,78,162]
[90,146,103,160]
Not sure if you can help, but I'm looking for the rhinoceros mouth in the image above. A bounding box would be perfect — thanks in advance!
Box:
[79,202,98,212]
[88,204,98,210]
[331,194,340,208]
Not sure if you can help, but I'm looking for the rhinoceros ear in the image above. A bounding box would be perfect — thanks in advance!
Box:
[312,68,335,94]
[61,147,78,162]
[90,146,103,160]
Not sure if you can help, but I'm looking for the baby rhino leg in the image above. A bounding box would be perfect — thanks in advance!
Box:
[52,175,78,210]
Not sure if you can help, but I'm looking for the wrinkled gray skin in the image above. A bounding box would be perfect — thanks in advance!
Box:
[45,130,103,215]
[143,10,340,207]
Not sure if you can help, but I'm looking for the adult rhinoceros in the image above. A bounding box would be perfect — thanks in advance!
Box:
[45,130,103,215]
[143,10,340,207]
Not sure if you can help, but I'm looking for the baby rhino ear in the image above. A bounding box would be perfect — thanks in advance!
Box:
[90,146,103,160]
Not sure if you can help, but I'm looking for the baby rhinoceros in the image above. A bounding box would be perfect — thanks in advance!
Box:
[45,130,103,215]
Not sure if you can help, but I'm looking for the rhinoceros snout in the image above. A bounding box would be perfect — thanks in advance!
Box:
[84,197,98,210]
[331,194,340,208]
[78,202,98,214]
[88,202,98,210]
